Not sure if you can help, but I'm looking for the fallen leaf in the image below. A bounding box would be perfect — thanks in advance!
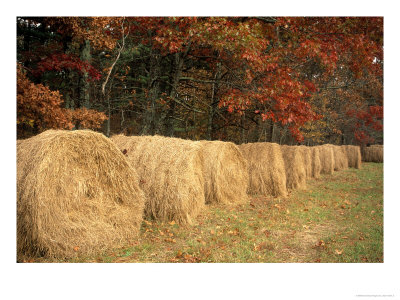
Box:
[164,238,176,243]
[264,230,271,238]
[210,229,215,235]
[169,220,176,225]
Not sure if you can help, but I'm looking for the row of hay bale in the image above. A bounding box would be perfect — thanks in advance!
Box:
[17,130,250,260]
[238,143,362,198]
[16,129,366,260]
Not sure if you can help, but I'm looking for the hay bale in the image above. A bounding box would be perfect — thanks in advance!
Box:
[280,145,307,191]
[328,144,349,171]
[310,146,321,178]
[343,145,362,168]
[110,134,205,225]
[17,130,145,260]
[317,145,335,175]
[238,142,287,197]
[298,146,312,179]
[200,140,249,205]
[362,145,383,162]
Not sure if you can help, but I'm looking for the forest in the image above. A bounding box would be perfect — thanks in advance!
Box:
[16,17,383,145]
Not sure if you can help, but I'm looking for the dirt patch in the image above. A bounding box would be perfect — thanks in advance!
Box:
[274,222,337,262]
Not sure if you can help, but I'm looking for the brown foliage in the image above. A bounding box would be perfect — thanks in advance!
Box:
[17,64,107,135]
[71,108,108,129]
[17,64,72,130]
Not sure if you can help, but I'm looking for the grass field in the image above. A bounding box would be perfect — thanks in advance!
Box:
[36,162,383,263]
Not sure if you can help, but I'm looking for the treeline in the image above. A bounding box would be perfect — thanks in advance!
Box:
[17,17,383,145]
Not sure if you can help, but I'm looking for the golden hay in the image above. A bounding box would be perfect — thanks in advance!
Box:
[238,142,287,198]
[17,130,145,260]
[328,144,349,171]
[298,146,312,179]
[280,145,307,191]
[317,145,335,175]
[110,134,205,225]
[200,140,249,205]
[310,146,321,178]
[362,145,383,162]
[343,145,362,169]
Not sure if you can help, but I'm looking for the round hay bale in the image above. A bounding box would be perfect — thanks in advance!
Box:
[280,145,307,191]
[238,142,287,198]
[310,146,321,178]
[317,145,335,175]
[17,130,145,260]
[200,140,249,205]
[343,145,362,169]
[298,146,312,179]
[328,144,349,171]
[362,145,383,162]
[110,134,205,225]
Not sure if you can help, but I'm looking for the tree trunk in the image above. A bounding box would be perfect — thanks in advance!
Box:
[141,49,161,135]
[207,62,222,140]
[80,40,91,109]
[165,52,185,137]
[269,119,275,142]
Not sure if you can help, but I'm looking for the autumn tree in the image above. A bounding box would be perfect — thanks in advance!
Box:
[17,17,383,144]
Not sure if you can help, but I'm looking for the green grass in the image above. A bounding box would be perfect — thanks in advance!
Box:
[37,162,383,263]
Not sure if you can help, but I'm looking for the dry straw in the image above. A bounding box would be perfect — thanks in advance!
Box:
[200,140,249,205]
[328,144,349,171]
[238,142,287,197]
[343,145,362,168]
[310,146,321,178]
[317,145,335,175]
[298,146,312,179]
[280,145,307,191]
[111,134,205,225]
[362,145,383,162]
[17,130,145,260]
